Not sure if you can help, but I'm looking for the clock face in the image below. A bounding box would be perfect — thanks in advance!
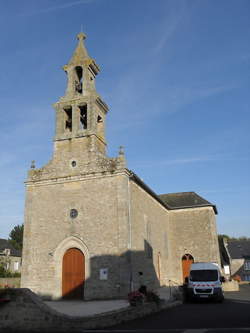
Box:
[70,209,78,219]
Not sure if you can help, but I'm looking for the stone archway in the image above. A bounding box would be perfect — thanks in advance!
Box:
[182,253,194,282]
[62,248,85,299]
[53,236,90,299]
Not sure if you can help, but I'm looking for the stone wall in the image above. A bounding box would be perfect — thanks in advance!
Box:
[0,288,180,332]
[21,169,221,299]
[21,171,131,300]
[28,136,125,182]
[230,258,244,276]
[129,180,171,290]
[0,277,20,288]
[168,207,221,283]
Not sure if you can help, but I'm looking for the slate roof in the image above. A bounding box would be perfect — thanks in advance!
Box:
[0,238,21,257]
[158,192,218,214]
[227,240,250,259]
[128,170,218,214]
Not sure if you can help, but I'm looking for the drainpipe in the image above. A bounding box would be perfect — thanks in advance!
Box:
[127,174,133,292]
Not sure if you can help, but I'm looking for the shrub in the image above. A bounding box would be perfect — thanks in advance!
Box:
[138,285,147,295]
[232,274,241,282]
[145,290,161,304]
[128,291,144,306]
[0,263,21,278]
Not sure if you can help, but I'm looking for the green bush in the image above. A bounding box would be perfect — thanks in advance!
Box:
[0,263,20,278]
[146,290,161,304]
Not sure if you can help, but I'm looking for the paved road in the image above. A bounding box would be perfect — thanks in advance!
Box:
[104,284,250,332]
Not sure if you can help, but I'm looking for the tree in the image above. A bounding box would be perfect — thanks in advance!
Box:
[0,263,7,277]
[0,262,21,278]
[218,234,230,242]
[8,224,24,250]
[0,262,11,278]
[218,234,250,242]
[237,236,250,241]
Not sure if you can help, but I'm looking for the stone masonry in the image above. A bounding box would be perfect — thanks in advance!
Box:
[21,32,221,300]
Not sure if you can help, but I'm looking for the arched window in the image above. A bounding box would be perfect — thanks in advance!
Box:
[182,254,194,261]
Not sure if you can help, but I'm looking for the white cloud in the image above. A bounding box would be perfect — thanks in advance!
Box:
[161,82,235,114]
[18,0,96,16]
[132,151,249,169]
[153,2,188,55]
[133,155,218,169]
[107,80,235,134]
[198,187,250,194]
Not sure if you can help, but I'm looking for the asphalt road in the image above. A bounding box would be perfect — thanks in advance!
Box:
[105,284,250,332]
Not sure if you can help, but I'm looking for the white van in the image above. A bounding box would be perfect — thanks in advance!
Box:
[185,262,224,302]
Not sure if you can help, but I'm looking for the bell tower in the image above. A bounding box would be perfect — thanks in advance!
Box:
[27,32,125,182]
[54,32,108,156]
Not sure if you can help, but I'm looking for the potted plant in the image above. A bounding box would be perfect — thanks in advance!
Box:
[128,290,144,306]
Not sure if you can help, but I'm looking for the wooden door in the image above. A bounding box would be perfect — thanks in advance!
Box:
[182,254,194,282]
[62,248,85,299]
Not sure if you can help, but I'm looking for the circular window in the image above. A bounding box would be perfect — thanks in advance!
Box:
[70,209,78,219]
[71,160,77,167]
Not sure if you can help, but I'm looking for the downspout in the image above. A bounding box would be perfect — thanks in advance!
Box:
[127,174,133,292]
[223,238,232,277]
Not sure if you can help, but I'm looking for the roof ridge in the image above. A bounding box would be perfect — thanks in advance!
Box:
[159,191,196,196]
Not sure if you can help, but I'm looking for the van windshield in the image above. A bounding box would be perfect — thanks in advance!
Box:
[190,269,218,281]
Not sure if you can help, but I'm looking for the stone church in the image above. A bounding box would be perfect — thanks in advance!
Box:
[21,33,221,300]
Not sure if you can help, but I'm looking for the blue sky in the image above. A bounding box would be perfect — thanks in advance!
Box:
[0,0,249,238]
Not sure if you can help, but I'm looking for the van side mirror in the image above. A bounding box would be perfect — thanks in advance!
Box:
[220,276,226,283]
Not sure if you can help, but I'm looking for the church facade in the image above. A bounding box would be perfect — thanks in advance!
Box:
[21,33,221,300]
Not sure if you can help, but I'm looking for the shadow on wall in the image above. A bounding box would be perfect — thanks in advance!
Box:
[59,240,161,300]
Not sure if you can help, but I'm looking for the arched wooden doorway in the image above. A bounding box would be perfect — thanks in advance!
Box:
[62,248,85,299]
[182,254,194,282]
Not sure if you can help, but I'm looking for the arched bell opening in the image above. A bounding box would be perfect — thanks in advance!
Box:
[75,66,83,93]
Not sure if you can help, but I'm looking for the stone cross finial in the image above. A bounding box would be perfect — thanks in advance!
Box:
[119,146,124,155]
[77,32,86,41]
[31,160,36,169]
